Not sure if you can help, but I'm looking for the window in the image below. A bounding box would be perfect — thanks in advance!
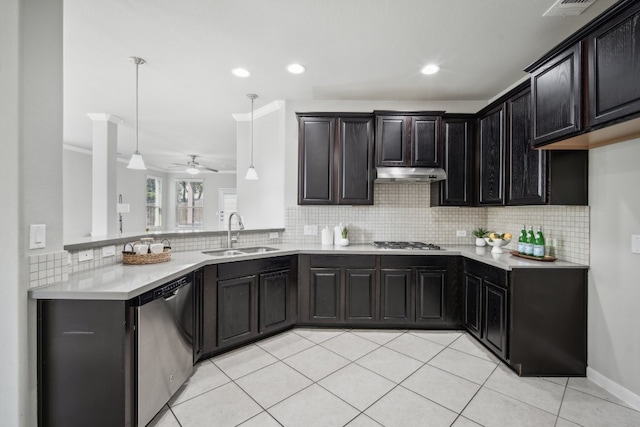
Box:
[176,179,204,227]
[146,176,162,228]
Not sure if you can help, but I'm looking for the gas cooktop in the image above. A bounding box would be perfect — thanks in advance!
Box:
[372,241,442,250]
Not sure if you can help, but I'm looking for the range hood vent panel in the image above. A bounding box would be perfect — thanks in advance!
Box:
[375,167,447,183]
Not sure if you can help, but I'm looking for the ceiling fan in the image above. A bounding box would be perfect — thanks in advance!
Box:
[171,155,218,174]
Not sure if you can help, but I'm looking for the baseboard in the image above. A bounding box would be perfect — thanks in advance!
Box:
[587,367,640,411]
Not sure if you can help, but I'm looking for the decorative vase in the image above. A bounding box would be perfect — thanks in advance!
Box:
[475,237,486,247]
[337,238,349,247]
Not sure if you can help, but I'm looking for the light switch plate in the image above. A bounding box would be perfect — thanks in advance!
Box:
[29,224,46,249]
[78,249,93,262]
[632,235,640,254]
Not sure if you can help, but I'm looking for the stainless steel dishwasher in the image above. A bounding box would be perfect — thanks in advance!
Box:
[135,273,194,426]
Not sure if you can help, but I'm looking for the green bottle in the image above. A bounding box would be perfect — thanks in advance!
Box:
[533,227,546,258]
[518,224,527,254]
[525,226,535,256]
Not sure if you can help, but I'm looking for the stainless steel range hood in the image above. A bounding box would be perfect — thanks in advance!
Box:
[375,167,447,183]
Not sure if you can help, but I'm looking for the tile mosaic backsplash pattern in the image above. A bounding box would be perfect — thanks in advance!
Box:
[284,183,590,264]
[30,184,590,288]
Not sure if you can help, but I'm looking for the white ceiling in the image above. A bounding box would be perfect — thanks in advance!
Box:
[63,0,617,172]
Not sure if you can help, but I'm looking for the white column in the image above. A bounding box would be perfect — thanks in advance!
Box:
[88,113,122,236]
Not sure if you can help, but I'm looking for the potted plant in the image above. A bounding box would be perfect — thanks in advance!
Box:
[472,228,490,246]
[337,227,349,246]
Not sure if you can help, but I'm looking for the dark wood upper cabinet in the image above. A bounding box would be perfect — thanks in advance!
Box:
[375,112,443,168]
[530,43,582,147]
[298,113,373,205]
[433,115,475,206]
[298,116,335,204]
[478,104,506,205]
[376,115,408,166]
[338,116,375,204]
[587,1,640,127]
[507,88,547,205]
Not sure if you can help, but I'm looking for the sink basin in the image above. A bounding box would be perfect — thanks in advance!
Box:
[237,246,278,254]
[202,246,278,257]
[202,249,246,257]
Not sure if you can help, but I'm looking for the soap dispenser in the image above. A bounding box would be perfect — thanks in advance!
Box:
[321,226,333,246]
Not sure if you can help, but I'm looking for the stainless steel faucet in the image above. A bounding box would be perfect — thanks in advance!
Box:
[227,212,244,248]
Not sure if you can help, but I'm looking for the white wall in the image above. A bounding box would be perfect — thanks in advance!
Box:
[166,172,237,230]
[588,138,640,407]
[0,1,63,425]
[236,103,286,229]
[64,148,170,241]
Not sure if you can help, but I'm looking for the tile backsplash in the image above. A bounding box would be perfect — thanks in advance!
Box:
[31,183,590,288]
[284,183,590,264]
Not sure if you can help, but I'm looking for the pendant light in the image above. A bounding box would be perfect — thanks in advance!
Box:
[127,56,147,170]
[245,93,259,180]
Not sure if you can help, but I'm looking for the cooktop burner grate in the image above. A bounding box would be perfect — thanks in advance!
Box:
[372,241,442,250]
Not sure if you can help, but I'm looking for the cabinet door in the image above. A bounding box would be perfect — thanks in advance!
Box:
[483,281,508,359]
[478,105,505,205]
[411,116,442,167]
[338,117,374,204]
[507,89,547,205]
[463,273,482,338]
[345,269,376,322]
[298,117,335,204]
[438,116,474,206]
[259,270,290,333]
[531,43,582,146]
[587,3,640,126]
[415,270,446,323]
[380,269,411,322]
[376,115,408,166]
[309,268,341,322]
[217,275,257,347]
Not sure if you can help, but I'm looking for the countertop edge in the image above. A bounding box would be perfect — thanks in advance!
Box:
[30,244,588,300]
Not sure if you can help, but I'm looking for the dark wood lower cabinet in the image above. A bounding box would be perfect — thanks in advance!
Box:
[298,254,461,329]
[217,275,258,347]
[380,269,411,322]
[345,269,376,322]
[463,273,482,337]
[309,268,341,322]
[259,269,290,333]
[416,270,446,322]
[483,280,508,359]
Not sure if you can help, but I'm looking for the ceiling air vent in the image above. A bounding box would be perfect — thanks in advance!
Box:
[543,0,597,17]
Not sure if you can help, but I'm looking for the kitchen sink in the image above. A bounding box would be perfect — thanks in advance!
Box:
[237,246,278,254]
[202,246,278,257]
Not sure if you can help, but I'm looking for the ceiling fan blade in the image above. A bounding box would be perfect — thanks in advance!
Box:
[195,164,218,172]
[171,162,188,166]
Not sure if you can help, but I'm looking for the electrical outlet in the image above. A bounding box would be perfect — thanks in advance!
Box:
[304,225,318,236]
[102,245,116,257]
[269,232,279,239]
[78,249,93,262]
[456,230,467,237]
[632,235,640,254]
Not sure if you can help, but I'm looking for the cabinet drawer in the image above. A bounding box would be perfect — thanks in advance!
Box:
[310,255,375,268]
[218,256,292,280]
[380,255,447,269]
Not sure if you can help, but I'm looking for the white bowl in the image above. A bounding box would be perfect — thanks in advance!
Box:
[484,237,512,254]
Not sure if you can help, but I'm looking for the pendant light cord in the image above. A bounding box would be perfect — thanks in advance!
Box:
[247,93,258,166]
[129,57,145,154]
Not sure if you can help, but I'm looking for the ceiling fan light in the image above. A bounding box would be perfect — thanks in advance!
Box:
[245,165,258,180]
[287,63,306,74]
[232,68,251,78]
[186,166,200,175]
[421,64,440,75]
[127,152,146,170]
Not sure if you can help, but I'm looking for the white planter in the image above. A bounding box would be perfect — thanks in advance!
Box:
[475,237,486,247]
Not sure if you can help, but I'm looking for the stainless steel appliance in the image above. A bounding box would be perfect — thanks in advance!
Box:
[135,274,194,426]
[372,241,442,250]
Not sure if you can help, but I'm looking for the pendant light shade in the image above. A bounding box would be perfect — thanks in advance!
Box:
[127,56,147,170]
[245,93,258,180]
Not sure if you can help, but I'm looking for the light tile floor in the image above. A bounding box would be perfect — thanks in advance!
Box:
[149,328,640,427]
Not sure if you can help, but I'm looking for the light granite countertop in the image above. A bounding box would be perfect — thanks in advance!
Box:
[29,244,588,301]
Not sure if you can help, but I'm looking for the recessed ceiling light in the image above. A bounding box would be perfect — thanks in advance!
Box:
[232,68,251,78]
[287,63,306,74]
[421,64,440,75]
